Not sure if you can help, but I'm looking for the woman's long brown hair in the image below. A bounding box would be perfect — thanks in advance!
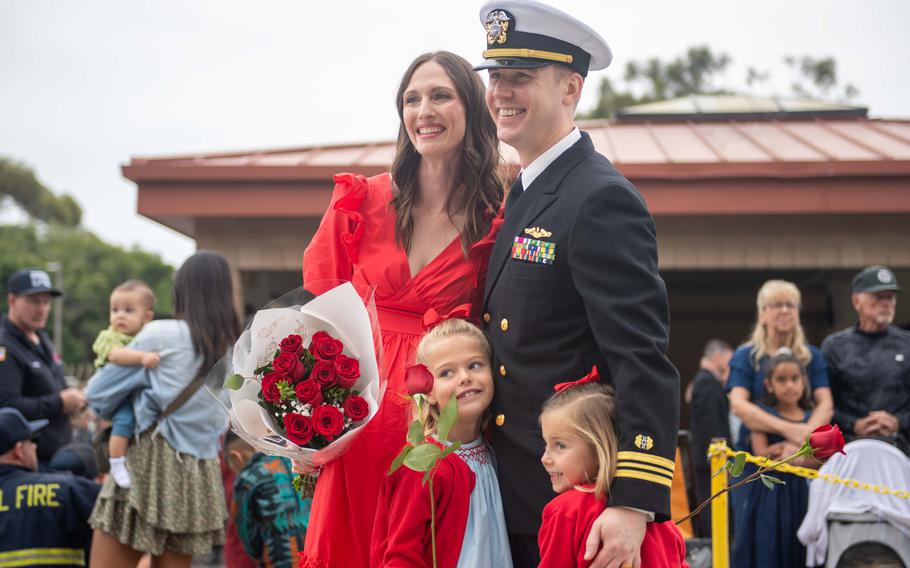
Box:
[390,51,503,255]
[173,251,241,379]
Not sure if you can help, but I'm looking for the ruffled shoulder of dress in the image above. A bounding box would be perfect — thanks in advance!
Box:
[467,207,505,287]
[329,173,389,264]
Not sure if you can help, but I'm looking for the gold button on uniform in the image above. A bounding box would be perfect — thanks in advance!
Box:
[500,318,509,332]
[483,312,491,324]
[499,364,507,377]
[495,414,505,427]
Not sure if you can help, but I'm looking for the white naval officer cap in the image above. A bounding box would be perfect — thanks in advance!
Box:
[474,0,612,77]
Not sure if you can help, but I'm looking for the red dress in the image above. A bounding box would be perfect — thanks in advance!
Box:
[299,173,500,568]
[538,487,689,568]
[370,446,474,568]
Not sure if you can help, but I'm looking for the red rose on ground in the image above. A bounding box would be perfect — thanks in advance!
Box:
[313,405,344,441]
[404,364,434,396]
[283,412,315,446]
[261,374,286,403]
[311,360,337,388]
[279,334,304,356]
[295,379,323,406]
[808,424,846,461]
[334,354,361,389]
[343,395,369,421]
[309,331,343,360]
[272,351,305,382]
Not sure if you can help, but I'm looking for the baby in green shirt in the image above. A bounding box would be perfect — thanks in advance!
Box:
[92,280,159,488]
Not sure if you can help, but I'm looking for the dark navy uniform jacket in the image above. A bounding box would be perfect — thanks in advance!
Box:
[0,316,71,462]
[0,464,100,567]
[484,132,680,535]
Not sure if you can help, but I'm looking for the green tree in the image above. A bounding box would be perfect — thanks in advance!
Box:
[0,157,82,226]
[0,224,174,364]
[581,46,859,119]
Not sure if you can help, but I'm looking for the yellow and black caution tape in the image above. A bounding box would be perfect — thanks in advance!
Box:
[708,441,910,500]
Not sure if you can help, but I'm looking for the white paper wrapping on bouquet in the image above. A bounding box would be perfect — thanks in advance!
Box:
[219,282,380,465]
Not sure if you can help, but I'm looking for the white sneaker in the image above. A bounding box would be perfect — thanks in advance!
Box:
[109,457,132,488]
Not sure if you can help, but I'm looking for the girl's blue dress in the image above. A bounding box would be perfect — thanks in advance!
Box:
[733,405,811,568]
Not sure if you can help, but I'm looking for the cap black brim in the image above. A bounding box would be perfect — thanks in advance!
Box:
[855,285,903,294]
[474,58,552,72]
[17,288,62,297]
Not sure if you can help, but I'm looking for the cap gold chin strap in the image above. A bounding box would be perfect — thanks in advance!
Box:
[482,48,573,64]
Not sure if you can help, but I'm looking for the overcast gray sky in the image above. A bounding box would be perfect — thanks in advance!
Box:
[2,0,909,267]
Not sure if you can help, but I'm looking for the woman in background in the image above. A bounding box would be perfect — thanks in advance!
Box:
[86,251,241,568]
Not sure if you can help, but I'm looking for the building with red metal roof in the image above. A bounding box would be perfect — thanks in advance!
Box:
[122,98,910,383]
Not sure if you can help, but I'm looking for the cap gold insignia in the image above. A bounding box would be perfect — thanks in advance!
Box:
[634,434,654,451]
[523,227,552,239]
[485,10,510,45]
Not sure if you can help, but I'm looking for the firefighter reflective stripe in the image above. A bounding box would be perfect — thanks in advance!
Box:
[0,548,85,567]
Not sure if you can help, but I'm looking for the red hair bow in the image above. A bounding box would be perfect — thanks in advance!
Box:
[422,304,472,331]
[553,366,600,393]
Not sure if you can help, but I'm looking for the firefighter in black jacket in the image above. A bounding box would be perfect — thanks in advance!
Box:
[0,268,86,466]
[475,1,680,565]
[0,408,100,567]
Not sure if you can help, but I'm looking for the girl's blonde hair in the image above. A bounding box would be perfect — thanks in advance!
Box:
[747,279,811,367]
[414,318,492,437]
[541,382,618,501]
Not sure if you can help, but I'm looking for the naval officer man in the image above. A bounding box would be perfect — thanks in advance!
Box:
[476,2,681,566]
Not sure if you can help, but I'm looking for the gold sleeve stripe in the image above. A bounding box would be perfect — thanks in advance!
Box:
[482,48,574,64]
[616,461,674,479]
[617,451,675,471]
[616,469,674,488]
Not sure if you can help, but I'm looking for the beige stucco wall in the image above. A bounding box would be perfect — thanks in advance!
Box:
[655,214,910,270]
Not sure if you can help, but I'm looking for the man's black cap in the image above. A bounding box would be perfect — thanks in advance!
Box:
[7,268,62,297]
[852,265,903,294]
[0,407,48,454]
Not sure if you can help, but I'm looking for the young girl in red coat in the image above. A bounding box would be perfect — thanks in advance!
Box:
[538,367,688,568]
[370,317,513,567]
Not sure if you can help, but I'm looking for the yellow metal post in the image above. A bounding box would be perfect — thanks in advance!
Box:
[710,439,729,568]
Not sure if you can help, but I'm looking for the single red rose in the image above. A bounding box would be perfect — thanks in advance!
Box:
[283,412,315,446]
[313,405,344,441]
[311,360,337,388]
[808,424,846,461]
[279,334,304,356]
[343,395,369,421]
[261,374,286,403]
[272,351,305,382]
[295,379,323,406]
[309,331,343,360]
[404,364,434,396]
[334,354,361,389]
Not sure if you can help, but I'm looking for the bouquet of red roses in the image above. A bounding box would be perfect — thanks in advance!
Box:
[209,282,381,467]
[255,331,370,448]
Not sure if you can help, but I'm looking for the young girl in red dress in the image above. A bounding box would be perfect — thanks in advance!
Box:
[538,367,688,568]
[371,318,512,568]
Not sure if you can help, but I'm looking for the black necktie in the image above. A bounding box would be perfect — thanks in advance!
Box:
[505,175,523,216]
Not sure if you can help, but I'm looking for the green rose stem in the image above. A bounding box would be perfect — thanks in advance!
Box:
[676,441,815,526]
[388,392,460,568]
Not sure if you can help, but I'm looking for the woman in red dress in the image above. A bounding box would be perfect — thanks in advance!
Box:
[298,51,504,568]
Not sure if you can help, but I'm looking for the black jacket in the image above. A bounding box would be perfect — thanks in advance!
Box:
[822,324,910,448]
[0,464,100,567]
[0,316,71,461]
[484,132,680,534]
[689,368,730,535]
